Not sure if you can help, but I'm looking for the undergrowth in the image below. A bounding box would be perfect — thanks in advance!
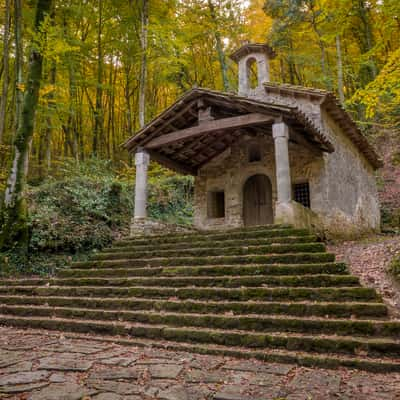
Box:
[390,255,400,282]
[0,158,193,276]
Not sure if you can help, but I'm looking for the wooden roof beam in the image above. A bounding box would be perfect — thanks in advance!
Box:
[144,113,274,150]
[124,99,199,150]
[147,149,197,176]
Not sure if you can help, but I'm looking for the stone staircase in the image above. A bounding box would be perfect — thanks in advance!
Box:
[1,225,400,372]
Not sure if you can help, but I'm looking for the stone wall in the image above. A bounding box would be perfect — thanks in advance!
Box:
[262,90,380,237]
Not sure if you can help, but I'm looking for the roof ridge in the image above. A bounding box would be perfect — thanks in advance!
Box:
[264,81,333,96]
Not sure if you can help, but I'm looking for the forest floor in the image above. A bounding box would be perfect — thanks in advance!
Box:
[328,234,400,317]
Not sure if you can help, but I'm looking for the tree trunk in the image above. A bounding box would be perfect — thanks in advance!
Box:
[0,0,54,255]
[207,0,229,92]
[336,35,345,103]
[14,0,24,135]
[44,63,56,173]
[138,0,148,129]
[0,0,11,143]
[124,64,133,136]
[356,0,377,85]
[93,0,104,156]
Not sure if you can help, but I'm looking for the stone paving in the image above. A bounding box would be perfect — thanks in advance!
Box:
[0,327,400,400]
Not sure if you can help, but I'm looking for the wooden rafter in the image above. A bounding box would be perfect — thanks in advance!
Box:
[147,149,197,176]
[144,113,274,149]
[197,131,241,168]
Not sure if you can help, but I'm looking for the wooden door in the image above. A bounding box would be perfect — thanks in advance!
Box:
[243,174,273,226]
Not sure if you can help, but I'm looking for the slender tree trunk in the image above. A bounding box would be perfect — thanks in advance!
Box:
[124,65,133,136]
[14,0,24,135]
[0,59,4,82]
[357,0,377,84]
[44,63,56,173]
[138,0,148,129]
[93,0,104,155]
[0,0,54,255]
[336,35,345,103]
[0,0,11,143]
[207,0,229,91]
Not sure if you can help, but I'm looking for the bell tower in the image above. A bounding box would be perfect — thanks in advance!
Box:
[230,43,276,97]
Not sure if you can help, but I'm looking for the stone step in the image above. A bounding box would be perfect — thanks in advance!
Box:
[59,262,348,279]
[0,314,399,359]
[0,274,359,288]
[72,252,336,269]
[0,295,387,318]
[108,235,318,252]
[123,227,310,245]
[0,305,397,337]
[0,285,380,302]
[91,243,326,261]
[65,330,400,373]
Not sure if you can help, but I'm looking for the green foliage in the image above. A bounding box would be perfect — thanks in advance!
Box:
[148,174,194,225]
[350,48,400,128]
[28,158,132,253]
[0,250,88,277]
[381,206,400,232]
[118,160,194,225]
[389,255,400,282]
[0,158,193,275]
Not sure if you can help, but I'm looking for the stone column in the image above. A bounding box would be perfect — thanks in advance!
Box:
[134,148,150,220]
[272,122,291,203]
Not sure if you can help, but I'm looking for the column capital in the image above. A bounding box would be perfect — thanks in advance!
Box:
[135,149,150,166]
[272,121,289,140]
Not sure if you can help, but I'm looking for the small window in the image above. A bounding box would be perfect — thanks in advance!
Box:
[207,191,225,218]
[294,182,311,208]
[246,58,258,89]
[248,144,262,163]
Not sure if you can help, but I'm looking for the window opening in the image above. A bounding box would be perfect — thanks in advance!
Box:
[293,182,310,208]
[246,58,258,89]
[207,191,225,218]
[248,144,262,162]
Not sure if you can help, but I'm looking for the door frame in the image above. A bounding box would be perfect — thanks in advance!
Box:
[242,173,274,227]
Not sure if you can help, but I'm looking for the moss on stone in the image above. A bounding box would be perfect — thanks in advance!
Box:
[110,235,318,252]
[6,285,377,303]
[121,227,311,246]
[92,243,326,261]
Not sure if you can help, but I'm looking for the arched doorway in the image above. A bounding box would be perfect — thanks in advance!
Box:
[243,174,273,227]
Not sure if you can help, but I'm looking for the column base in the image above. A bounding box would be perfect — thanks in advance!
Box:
[275,201,320,231]
[130,217,196,237]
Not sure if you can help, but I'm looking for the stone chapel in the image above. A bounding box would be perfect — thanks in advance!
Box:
[123,43,382,238]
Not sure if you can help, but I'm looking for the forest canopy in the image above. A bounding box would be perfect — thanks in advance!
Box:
[0,0,398,180]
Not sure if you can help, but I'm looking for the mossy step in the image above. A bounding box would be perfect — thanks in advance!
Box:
[72,252,335,269]
[0,295,387,319]
[127,224,291,241]
[121,227,310,246]
[0,274,359,288]
[64,330,400,373]
[0,274,359,289]
[109,235,318,252]
[0,285,380,302]
[1,314,400,358]
[1,305,398,337]
[59,263,348,279]
[92,243,326,261]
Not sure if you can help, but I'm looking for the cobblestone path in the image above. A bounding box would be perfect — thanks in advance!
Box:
[0,327,399,399]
